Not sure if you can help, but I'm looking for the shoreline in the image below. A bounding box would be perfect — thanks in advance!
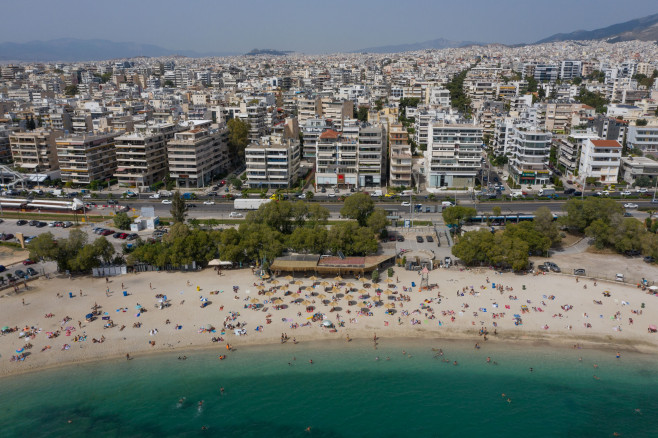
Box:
[2,330,657,380]
[2,265,657,379]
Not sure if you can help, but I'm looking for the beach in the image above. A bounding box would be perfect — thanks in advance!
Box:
[1,264,657,377]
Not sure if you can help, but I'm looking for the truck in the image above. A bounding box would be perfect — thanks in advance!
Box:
[234,198,272,210]
[538,188,555,197]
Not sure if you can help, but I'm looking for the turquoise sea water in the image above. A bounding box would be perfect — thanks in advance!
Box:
[1,339,658,438]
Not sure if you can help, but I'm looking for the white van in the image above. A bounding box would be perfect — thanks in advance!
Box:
[615,273,624,282]
[441,201,454,209]
[401,190,414,196]
[511,191,524,198]
[371,190,383,197]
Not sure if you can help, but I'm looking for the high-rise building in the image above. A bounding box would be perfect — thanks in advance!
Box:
[578,139,621,184]
[507,124,552,185]
[167,123,230,188]
[9,129,61,172]
[245,136,301,189]
[388,123,412,187]
[56,132,119,184]
[114,123,181,188]
[426,123,483,189]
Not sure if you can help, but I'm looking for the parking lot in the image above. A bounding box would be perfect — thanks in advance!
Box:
[387,227,455,265]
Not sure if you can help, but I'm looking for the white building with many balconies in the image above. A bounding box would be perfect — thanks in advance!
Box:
[425,122,483,189]
[579,139,621,184]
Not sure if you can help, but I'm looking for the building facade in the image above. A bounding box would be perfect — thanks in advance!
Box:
[388,123,412,187]
[55,132,119,184]
[507,124,552,185]
[426,123,483,189]
[245,136,301,189]
[578,139,621,184]
[9,129,61,172]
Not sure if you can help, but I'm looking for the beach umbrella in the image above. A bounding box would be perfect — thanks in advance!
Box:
[273,299,284,305]
[135,305,142,310]
[358,289,367,294]
[265,291,275,296]
[285,275,293,281]
[271,279,279,285]
[386,277,394,283]
[201,298,208,302]
[372,296,382,302]
[250,298,260,304]
[317,293,326,299]
[320,281,329,286]
[295,280,304,285]
[385,303,396,309]
[372,283,380,289]
[383,290,394,295]
[16,348,24,354]
[205,324,213,330]
[359,277,368,283]
[309,275,318,281]
[650,286,658,291]
[1,326,9,332]
[334,276,343,282]
[256,285,265,290]
[331,287,340,293]
[330,300,339,307]
[346,282,355,287]
[301,300,312,306]
[262,274,270,279]
[322,320,333,327]
[344,294,354,300]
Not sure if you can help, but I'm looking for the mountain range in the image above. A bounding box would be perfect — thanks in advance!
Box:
[0,38,238,62]
[354,37,483,54]
[535,12,658,44]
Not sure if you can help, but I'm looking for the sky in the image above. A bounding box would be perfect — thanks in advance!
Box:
[1,0,657,53]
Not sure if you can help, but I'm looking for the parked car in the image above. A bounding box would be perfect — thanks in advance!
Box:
[101,229,114,236]
[397,235,404,242]
[62,221,73,228]
[0,265,5,272]
[28,220,39,226]
[36,221,47,228]
[127,233,138,240]
[112,232,122,238]
[426,235,434,243]
[625,249,641,257]
[119,233,128,239]
[1,233,14,241]
[26,267,38,276]
[638,188,649,193]
[22,259,36,265]
[388,234,396,242]
[416,236,424,243]
[574,268,586,276]
[573,191,582,196]
[14,270,26,278]
[644,256,655,263]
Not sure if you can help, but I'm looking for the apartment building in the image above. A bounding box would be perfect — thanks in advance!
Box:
[619,156,658,185]
[9,129,61,172]
[544,102,574,133]
[321,100,353,131]
[297,96,322,126]
[560,60,583,80]
[301,117,332,160]
[426,123,483,189]
[167,124,230,188]
[507,124,552,185]
[533,64,559,82]
[627,124,658,155]
[55,132,119,184]
[555,129,599,174]
[388,123,412,187]
[315,124,385,189]
[245,136,301,189]
[578,139,621,184]
[114,123,181,188]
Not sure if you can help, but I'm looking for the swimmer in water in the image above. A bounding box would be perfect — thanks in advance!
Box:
[529,367,533,372]
[375,356,379,361]
[220,387,225,395]
[453,361,458,366]
[309,359,313,364]
[402,350,406,355]
[593,375,600,380]
[486,357,491,363]
[501,393,506,397]
[507,398,512,403]
[305,427,311,433]
[635,408,642,414]
[386,357,391,361]
[201,426,208,430]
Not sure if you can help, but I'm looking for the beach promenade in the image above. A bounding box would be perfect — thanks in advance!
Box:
[1,264,657,376]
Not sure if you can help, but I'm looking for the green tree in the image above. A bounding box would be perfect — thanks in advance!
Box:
[492,206,502,217]
[170,191,188,224]
[163,80,174,87]
[533,206,561,246]
[442,206,476,232]
[227,118,251,161]
[387,267,394,278]
[366,208,389,236]
[371,269,380,283]
[305,190,314,200]
[64,85,78,96]
[113,212,132,230]
[92,237,115,264]
[231,177,243,190]
[28,232,58,262]
[340,193,375,227]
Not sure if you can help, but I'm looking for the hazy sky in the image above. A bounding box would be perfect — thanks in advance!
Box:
[2,0,657,53]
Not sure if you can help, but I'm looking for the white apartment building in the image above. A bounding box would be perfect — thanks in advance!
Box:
[56,132,119,184]
[245,136,301,189]
[506,124,552,185]
[560,60,583,80]
[426,123,483,189]
[578,139,621,184]
[167,124,230,188]
[315,124,385,189]
[627,124,658,155]
[297,96,322,127]
[9,129,61,172]
[114,123,181,188]
[301,117,332,160]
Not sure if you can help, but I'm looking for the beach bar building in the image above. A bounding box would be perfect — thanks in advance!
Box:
[270,254,394,277]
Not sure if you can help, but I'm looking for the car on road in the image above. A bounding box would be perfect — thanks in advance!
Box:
[638,188,649,193]
[426,235,434,242]
[229,212,243,218]
[397,235,404,242]
[573,191,582,196]
[574,268,586,276]
[401,201,411,207]
[624,203,638,209]
[416,236,424,243]
[203,201,215,205]
[22,259,35,265]
[161,199,172,204]
[149,194,160,199]
[595,190,610,196]
[620,190,632,196]
[328,193,336,198]
[26,267,37,276]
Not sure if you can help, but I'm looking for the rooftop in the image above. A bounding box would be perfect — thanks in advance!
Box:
[590,139,621,148]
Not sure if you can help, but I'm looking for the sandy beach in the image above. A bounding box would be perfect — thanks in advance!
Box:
[1,264,657,377]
